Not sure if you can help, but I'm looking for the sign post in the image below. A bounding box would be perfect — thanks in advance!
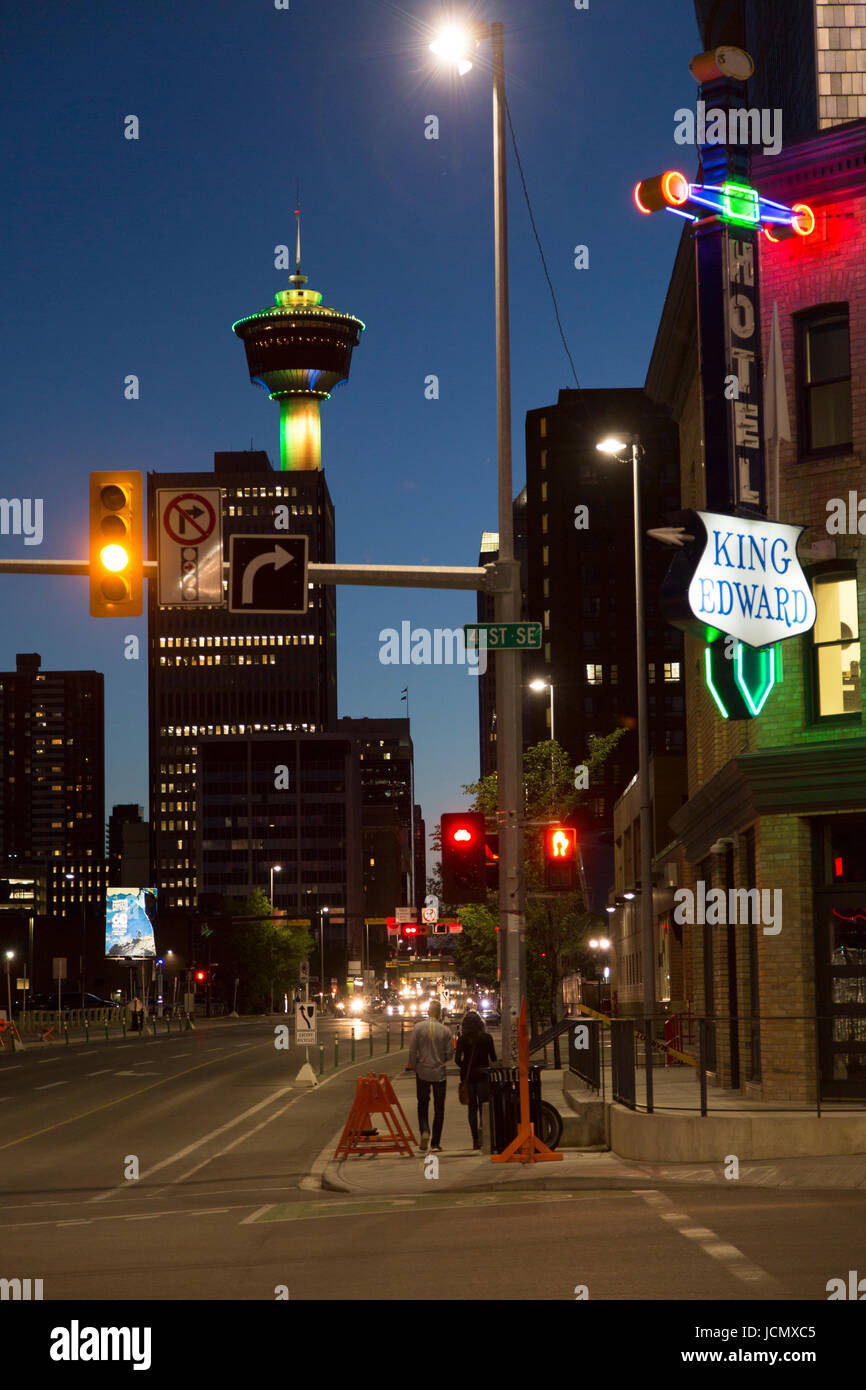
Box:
[52,957,66,1016]
[294,1000,318,1088]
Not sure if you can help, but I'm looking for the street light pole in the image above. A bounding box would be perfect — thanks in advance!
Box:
[596,435,655,1024]
[631,440,655,1023]
[489,19,525,1063]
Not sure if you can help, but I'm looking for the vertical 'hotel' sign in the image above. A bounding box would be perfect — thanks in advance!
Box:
[696,218,766,515]
[693,45,766,517]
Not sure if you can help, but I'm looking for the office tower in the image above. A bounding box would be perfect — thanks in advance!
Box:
[0,653,104,914]
[521,390,684,827]
[694,0,866,137]
[148,451,337,909]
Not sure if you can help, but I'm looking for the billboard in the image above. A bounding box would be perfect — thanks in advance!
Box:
[105,887,157,959]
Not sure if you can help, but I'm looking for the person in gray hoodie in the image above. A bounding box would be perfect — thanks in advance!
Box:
[408,999,453,1152]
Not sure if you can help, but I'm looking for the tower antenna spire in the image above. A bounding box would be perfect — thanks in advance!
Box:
[290,181,307,288]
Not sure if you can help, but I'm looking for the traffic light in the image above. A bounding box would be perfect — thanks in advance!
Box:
[544,825,577,891]
[89,471,142,617]
[194,968,208,985]
[441,812,486,904]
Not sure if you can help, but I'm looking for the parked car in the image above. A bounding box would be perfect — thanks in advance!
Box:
[22,992,120,1012]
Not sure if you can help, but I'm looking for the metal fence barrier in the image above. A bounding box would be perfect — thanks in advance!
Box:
[610,1019,636,1109]
[567,1016,601,1093]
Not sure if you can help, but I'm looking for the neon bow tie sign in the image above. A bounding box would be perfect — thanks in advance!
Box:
[634,170,815,241]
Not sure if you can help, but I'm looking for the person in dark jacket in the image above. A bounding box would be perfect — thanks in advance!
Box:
[455,1009,496,1150]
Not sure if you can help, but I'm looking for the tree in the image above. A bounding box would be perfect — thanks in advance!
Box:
[458,732,623,1029]
[207,891,314,1014]
[452,902,498,987]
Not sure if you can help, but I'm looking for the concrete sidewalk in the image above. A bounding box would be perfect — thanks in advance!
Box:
[320,1063,866,1194]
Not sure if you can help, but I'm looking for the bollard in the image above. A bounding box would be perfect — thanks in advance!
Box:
[122,1017,127,1039]
[105,1021,109,1042]
[369,1024,373,1058]
[319,1043,325,1077]
[351,1034,355,1063]
[64,1023,70,1047]
[84,1021,90,1043]
[165,1017,171,1035]
[386,1025,390,1054]
[334,1039,339,1070]
[400,1019,405,1048]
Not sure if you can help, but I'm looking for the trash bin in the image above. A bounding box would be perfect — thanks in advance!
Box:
[487,1065,544,1153]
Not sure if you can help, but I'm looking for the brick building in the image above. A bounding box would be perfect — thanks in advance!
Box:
[643,117,866,1102]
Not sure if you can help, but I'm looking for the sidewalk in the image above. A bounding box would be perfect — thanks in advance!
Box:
[320,1063,866,1195]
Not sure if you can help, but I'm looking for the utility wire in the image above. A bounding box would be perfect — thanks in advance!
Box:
[505,97,593,427]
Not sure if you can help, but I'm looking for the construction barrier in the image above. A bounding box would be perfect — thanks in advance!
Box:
[491,999,562,1166]
[334,1072,416,1158]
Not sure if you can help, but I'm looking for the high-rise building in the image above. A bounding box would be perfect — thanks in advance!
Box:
[338,717,416,907]
[108,804,150,887]
[694,0,866,137]
[523,389,684,828]
[0,653,104,914]
[147,452,337,909]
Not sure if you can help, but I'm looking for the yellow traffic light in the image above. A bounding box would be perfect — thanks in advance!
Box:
[89,472,142,616]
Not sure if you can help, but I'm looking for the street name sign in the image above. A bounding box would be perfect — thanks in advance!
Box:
[157,489,223,607]
[228,534,308,615]
[464,622,542,650]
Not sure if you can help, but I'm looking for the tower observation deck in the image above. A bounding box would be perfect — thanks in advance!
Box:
[232,215,365,470]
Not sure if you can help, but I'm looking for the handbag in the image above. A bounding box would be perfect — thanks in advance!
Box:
[458,1042,478,1105]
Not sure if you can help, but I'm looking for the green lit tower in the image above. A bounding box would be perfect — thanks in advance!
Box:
[232,213,365,471]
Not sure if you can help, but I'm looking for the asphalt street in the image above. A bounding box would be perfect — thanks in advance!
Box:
[0,1017,864,1303]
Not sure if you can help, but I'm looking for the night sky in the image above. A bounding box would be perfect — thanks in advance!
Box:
[3,0,701,877]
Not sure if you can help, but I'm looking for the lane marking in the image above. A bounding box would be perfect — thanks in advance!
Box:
[86,1070,114,1077]
[0,1039,273,1153]
[36,1059,61,1065]
[90,1085,293,1202]
[245,1191,583,1224]
[35,1082,67,1091]
[635,1189,781,1288]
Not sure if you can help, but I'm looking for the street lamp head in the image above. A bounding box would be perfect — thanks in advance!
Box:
[429,24,479,76]
[5,950,13,960]
[588,938,599,949]
[529,679,548,692]
[599,937,611,950]
[604,904,616,914]
[622,890,636,900]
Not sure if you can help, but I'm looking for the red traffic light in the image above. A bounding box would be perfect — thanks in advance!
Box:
[545,826,576,860]
[544,826,577,890]
[195,969,207,982]
[403,926,418,935]
[441,812,486,904]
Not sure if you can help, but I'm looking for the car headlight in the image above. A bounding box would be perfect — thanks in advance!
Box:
[350,998,364,1014]
[386,1005,394,1016]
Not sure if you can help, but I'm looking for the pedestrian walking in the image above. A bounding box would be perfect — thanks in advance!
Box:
[408,999,453,1152]
[131,996,144,1033]
[455,1009,496,1150]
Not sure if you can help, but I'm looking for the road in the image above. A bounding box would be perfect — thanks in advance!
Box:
[0,1016,864,1305]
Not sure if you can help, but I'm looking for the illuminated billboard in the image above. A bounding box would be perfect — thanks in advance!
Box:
[105,887,157,959]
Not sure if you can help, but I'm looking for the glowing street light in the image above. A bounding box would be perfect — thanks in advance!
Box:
[429,25,478,76]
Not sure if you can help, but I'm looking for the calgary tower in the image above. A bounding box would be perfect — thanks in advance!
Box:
[232,211,365,470]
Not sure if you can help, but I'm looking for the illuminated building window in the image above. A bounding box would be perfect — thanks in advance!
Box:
[542,546,549,567]
[585,664,603,686]
[663,662,681,682]
[810,570,861,718]
[541,513,548,534]
[648,663,656,684]
[796,305,852,457]
[539,417,547,438]
[540,481,547,502]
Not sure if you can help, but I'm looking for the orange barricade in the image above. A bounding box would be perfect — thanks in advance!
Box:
[491,999,562,1165]
[0,1018,23,1051]
[334,1071,416,1158]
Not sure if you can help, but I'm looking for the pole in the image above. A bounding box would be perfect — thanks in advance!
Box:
[633,442,655,1026]
[491,19,524,1064]
[5,961,11,1025]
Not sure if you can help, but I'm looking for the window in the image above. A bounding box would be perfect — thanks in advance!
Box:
[585,664,603,685]
[610,665,618,685]
[539,417,547,438]
[811,571,861,717]
[663,662,681,682]
[796,306,852,456]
